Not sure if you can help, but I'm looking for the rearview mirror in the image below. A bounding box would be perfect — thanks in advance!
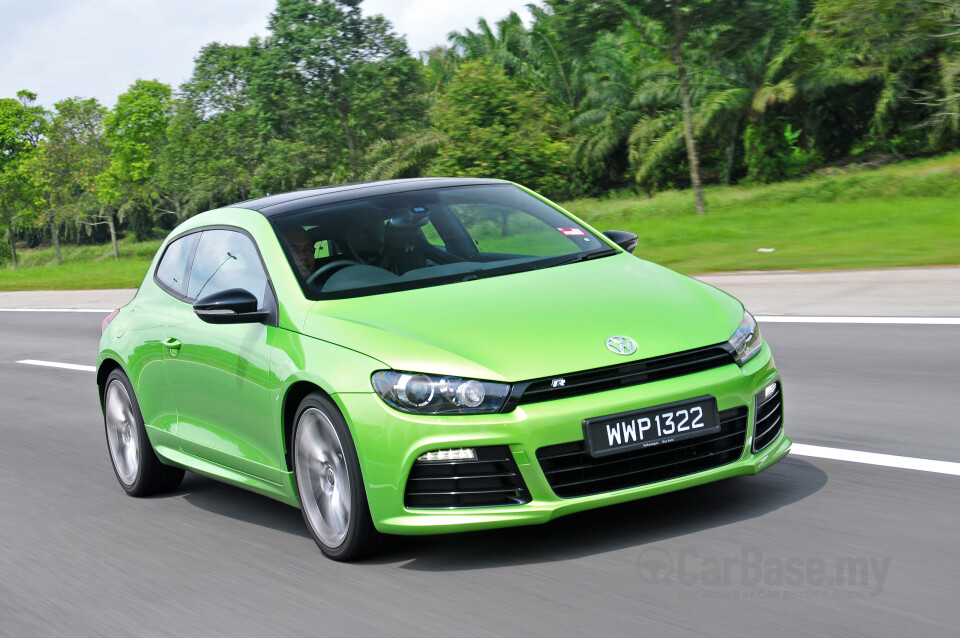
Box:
[602,230,639,254]
[193,288,269,325]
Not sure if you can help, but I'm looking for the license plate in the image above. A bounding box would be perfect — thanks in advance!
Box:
[583,396,721,458]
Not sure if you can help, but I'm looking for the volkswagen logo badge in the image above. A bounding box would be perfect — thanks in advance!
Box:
[606,335,637,356]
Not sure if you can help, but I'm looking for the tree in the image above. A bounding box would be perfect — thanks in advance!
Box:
[426,61,571,198]
[923,0,960,138]
[266,0,425,181]
[159,43,265,218]
[624,1,798,213]
[420,46,460,94]
[811,0,944,140]
[765,0,960,157]
[27,98,109,264]
[552,0,796,212]
[366,61,571,198]
[0,91,46,268]
[448,12,532,78]
[97,80,173,242]
[636,32,798,185]
[571,33,655,190]
[527,5,587,114]
[449,8,586,115]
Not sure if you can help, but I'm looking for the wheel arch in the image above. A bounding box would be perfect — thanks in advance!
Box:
[281,380,337,473]
[96,358,124,411]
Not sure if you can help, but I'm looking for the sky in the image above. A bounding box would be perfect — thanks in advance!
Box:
[0,0,537,109]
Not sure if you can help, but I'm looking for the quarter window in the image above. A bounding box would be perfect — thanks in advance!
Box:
[155,233,199,295]
[187,230,269,307]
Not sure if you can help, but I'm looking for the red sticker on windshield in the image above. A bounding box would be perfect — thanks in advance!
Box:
[557,227,586,236]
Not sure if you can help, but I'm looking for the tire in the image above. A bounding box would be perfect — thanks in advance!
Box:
[103,369,184,496]
[293,393,378,561]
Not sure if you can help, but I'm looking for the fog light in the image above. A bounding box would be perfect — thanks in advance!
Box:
[763,382,777,400]
[417,448,478,462]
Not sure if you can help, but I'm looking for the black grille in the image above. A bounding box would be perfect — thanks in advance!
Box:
[752,382,783,452]
[404,446,530,509]
[509,344,735,407]
[536,406,748,499]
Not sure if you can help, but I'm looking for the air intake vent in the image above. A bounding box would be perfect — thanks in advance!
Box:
[752,382,783,453]
[404,446,530,509]
[536,406,748,499]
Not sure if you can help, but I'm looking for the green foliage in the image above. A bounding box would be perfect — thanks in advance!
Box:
[743,117,792,182]
[0,91,48,266]
[769,0,960,154]
[266,0,426,181]
[448,12,531,78]
[161,45,255,204]
[365,129,450,180]
[159,0,428,215]
[100,80,172,197]
[425,61,571,198]
[97,79,173,240]
[34,98,108,224]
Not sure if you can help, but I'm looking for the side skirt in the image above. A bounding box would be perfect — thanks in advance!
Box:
[147,425,300,508]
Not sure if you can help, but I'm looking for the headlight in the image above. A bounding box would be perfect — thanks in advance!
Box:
[728,311,763,366]
[372,371,511,415]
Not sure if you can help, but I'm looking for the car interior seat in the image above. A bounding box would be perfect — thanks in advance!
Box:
[380,208,430,275]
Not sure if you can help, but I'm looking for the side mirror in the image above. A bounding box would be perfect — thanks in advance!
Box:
[602,230,639,254]
[193,288,269,325]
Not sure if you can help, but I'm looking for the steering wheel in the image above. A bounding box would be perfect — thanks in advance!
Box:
[306,260,361,287]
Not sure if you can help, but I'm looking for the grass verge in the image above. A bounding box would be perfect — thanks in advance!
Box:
[562,152,960,273]
[0,240,160,291]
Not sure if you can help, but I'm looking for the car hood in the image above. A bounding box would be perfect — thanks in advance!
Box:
[302,254,744,382]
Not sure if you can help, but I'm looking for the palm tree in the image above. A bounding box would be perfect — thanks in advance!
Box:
[420,46,459,94]
[448,13,531,78]
[570,33,651,186]
[765,0,960,150]
[527,5,586,113]
[364,129,449,180]
[573,30,795,192]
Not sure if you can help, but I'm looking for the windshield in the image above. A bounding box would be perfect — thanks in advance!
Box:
[271,184,615,300]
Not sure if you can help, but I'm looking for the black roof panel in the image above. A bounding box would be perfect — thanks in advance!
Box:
[228,177,508,217]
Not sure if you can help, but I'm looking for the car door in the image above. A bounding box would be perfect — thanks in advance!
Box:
[135,231,201,439]
[162,228,284,484]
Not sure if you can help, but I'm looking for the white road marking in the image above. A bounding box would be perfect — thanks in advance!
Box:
[0,308,115,313]
[16,359,96,372]
[791,443,960,476]
[757,316,960,325]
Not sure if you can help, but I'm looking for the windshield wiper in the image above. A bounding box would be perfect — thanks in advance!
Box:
[549,248,618,267]
[456,249,618,282]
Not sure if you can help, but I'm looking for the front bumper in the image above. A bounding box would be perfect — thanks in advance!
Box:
[335,344,789,535]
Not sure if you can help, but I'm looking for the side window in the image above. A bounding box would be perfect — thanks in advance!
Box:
[421,220,446,249]
[187,230,269,307]
[155,233,199,295]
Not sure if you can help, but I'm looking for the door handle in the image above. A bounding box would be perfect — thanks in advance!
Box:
[163,337,182,356]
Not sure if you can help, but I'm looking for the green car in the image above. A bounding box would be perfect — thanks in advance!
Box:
[98,178,790,560]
